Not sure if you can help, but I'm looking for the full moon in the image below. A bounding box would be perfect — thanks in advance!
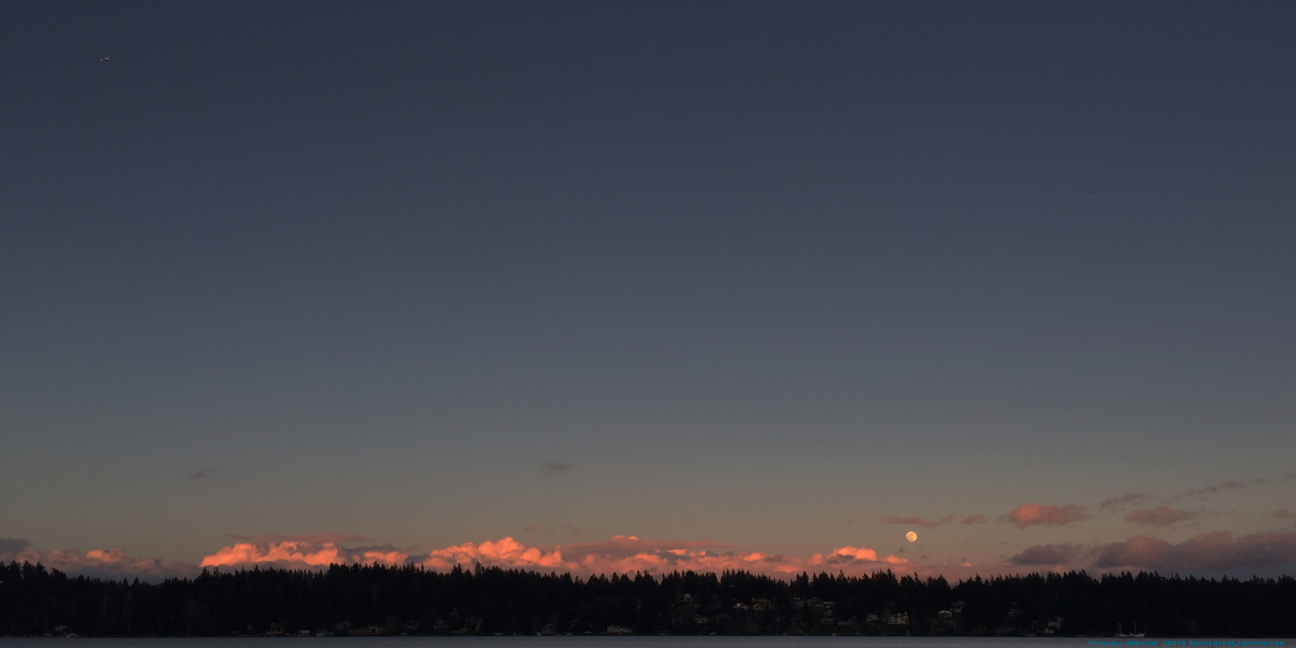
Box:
[905,531,918,542]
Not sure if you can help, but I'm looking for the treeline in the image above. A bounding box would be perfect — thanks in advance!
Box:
[2,560,1295,637]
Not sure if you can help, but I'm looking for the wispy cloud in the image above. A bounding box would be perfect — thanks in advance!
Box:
[1170,480,1259,501]
[188,467,218,480]
[880,514,954,529]
[961,515,988,525]
[1269,508,1293,519]
[0,538,32,554]
[540,462,572,477]
[1123,507,1200,528]
[1005,503,1091,529]
[1099,492,1150,510]
[1009,543,1086,565]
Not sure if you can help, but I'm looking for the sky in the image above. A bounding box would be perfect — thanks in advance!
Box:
[2,0,1295,581]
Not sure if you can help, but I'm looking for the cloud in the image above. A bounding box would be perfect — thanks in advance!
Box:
[880,514,954,529]
[1270,508,1293,519]
[0,542,199,581]
[1171,480,1252,501]
[0,538,32,554]
[200,539,406,569]
[1094,531,1296,571]
[540,462,572,477]
[828,546,908,565]
[195,534,921,578]
[1099,492,1150,510]
[188,467,218,479]
[1124,507,1199,527]
[418,536,569,571]
[412,536,912,577]
[1009,543,1086,565]
[1005,503,1091,528]
[961,515,987,525]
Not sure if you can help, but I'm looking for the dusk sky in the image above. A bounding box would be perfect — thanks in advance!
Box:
[2,0,1294,581]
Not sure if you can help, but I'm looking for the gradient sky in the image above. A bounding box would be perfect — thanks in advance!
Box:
[2,0,1294,579]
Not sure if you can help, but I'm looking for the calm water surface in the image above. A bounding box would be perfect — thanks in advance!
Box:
[0,638,1290,648]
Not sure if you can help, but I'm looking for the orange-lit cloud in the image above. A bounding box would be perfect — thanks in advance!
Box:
[1006,503,1091,529]
[418,537,565,571]
[200,541,406,568]
[1123,506,1199,527]
[192,534,918,578]
[418,535,916,577]
[39,526,1296,583]
[1094,531,1296,571]
[880,514,954,529]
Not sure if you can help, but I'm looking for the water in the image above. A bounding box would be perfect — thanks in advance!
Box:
[0,638,1290,648]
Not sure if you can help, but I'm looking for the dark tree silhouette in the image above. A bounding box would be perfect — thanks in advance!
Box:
[2,560,1293,637]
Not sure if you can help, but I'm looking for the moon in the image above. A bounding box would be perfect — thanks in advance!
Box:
[905,531,918,542]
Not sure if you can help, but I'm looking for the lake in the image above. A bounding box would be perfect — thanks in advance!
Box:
[0,637,1289,648]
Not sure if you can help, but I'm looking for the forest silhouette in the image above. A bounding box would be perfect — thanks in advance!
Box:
[3,560,1294,637]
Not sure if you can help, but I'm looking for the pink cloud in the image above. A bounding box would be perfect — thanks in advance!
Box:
[418,537,566,571]
[1269,508,1293,519]
[0,542,199,580]
[412,536,914,576]
[1006,503,1091,528]
[413,535,910,576]
[961,515,987,525]
[1123,506,1199,527]
[200,541,406,568]
[194,535,920,578]
[1094,531,1296,571]
[826,546,907,565]
[1099,492,1150,510]
[1009,543,1086,565]
[880,514,954,529]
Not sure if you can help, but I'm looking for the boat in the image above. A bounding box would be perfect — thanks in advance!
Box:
[1115,622,1145,638]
